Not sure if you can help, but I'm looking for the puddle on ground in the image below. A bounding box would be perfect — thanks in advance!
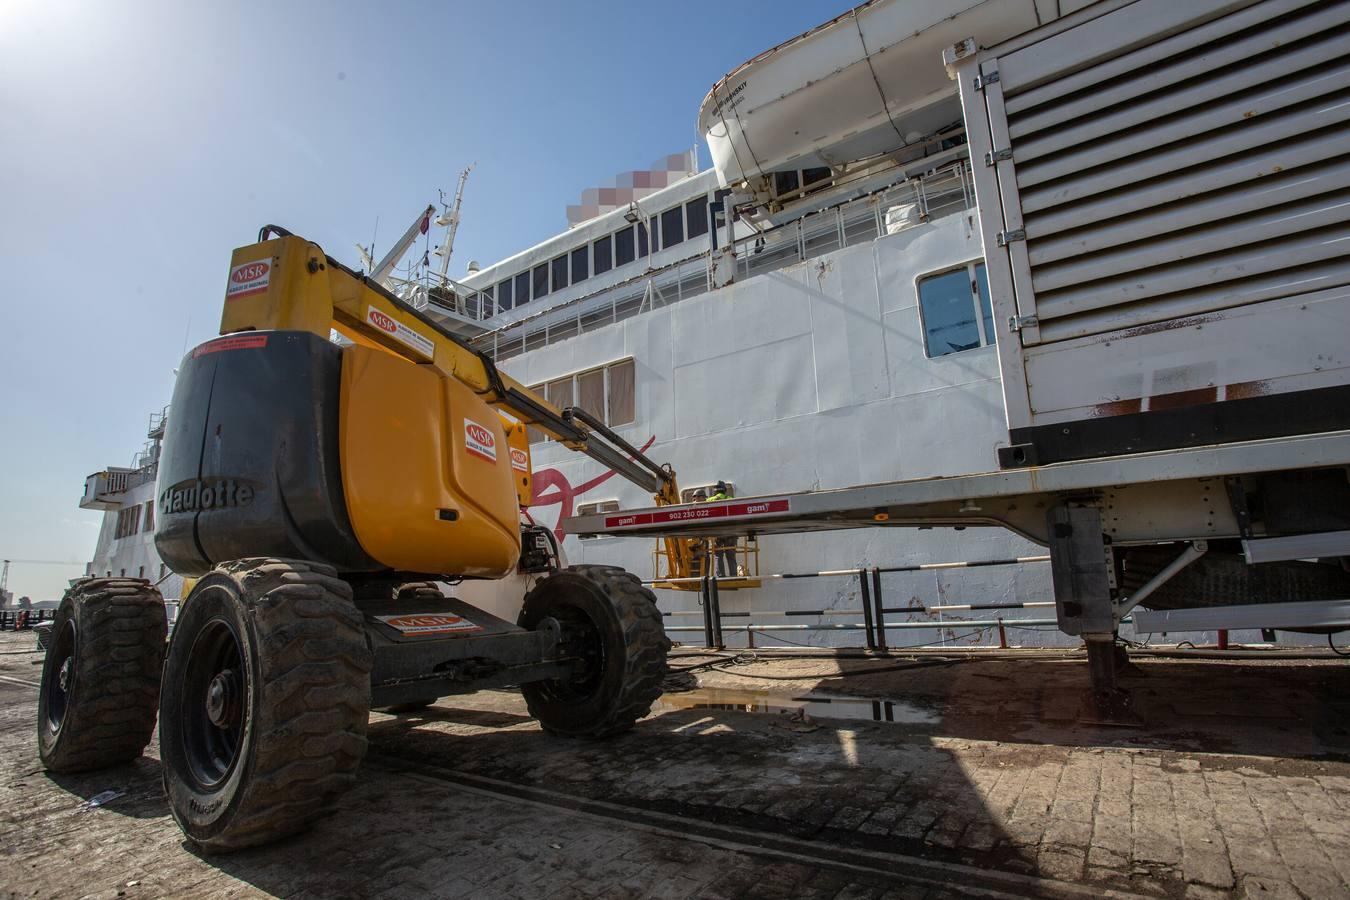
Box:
[655,687,938,726]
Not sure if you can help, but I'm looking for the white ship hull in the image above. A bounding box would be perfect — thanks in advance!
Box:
[501,205,1059,647]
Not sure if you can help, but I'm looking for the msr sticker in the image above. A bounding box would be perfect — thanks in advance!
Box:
[465,419,497,462]
[375,614,483,636]
[509,447,529,472]
[226,259,271,300]
[366,307,435,359]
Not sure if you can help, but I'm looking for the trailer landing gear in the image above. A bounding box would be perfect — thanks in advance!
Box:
[1047,506,1142,727]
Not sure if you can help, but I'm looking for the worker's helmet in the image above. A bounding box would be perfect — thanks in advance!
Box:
[714,480,729,493]
[692,489,707,500]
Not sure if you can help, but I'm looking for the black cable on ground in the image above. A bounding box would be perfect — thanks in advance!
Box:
[1331,632,1349,658]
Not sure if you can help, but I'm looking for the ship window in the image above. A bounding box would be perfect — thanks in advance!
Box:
[607,358,635,426]
[532,263,550,300]
[497,278,514,311]
[570,246,589,283]
[614,227,635,267]
[773,170,800,197]
[637,222,650,257]
[975,263,993,349]
[143,500,154,533]
[917,261,995,359]
[526,383,546,445]
[514,271,530,306]
[526,358,637,445]
[546,376,573,417]
[578,369,605,420]
[114,505,142,540]
[593,235,612,275]
[660,206,683,249]
[476,285,495,317]
[802,166,832,188]
[551,254,568,291]
[685,195,708,240]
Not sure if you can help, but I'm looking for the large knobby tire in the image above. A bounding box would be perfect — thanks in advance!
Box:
[37,578,166,772]
[158,558,372,853]
[519,565,670,738]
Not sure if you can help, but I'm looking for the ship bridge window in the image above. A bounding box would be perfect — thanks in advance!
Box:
[660,205,684,249]
[638,222,650,257]
[773,170,799,197]
[497,278,514,311]
[551,255,568,291]
[686,195,708,241]
[525,357,636,445]
[570,246,589,283]
[615,226,636,267]
[143,500,154,533]
[593,235,612,275]
[514,271,530,306]
[532,263,550,300]
[917,261,994,359]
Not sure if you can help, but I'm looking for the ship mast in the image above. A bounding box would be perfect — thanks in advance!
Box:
[435,163,475,282]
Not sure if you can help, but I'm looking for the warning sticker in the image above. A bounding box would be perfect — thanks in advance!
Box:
[366,306,435,359]
[192,334,269,358]
[375,614,483,636]
[226,259,272,301]
[464,419,497,462]
[509,447,529,472]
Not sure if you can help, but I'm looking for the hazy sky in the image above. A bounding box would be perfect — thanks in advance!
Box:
[0,0,848,600]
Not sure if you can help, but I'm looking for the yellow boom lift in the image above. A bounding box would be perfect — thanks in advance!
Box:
[36,227,700,852]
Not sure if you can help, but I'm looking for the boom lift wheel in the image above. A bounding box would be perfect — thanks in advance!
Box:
[158,558,372,852]
[519,565,670,738]
[37,578,167,772]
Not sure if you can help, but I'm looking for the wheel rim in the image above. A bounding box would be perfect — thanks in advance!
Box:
[180,617,245,790]
[542,601,608,703]
[43,619,77,735]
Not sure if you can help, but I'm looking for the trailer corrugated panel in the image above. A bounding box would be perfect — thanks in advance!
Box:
[953,0,1350,466]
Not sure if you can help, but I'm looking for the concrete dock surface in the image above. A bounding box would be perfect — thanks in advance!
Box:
[2,630,1347,899]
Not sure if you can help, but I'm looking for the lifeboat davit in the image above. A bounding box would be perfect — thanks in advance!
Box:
[698,0,1088,188]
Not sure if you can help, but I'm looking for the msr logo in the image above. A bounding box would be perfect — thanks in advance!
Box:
[464,419,497,462]
[509,447,529,472]
[231,262,269,283]
[225,258,272,300]
[369,309,397,333]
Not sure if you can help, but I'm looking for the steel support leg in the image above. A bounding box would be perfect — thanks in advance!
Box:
[1047,505,1141,726]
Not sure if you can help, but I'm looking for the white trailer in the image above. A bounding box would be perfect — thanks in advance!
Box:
[572,0,1350,722]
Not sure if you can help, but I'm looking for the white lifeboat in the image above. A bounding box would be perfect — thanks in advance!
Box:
[698,0,1089,188]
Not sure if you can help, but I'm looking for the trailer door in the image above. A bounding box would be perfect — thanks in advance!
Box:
[951,0,1350,467]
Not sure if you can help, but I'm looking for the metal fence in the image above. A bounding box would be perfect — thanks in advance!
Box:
[646,552,1062,650]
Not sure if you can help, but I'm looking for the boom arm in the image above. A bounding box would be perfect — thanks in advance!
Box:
[223,228,681,505]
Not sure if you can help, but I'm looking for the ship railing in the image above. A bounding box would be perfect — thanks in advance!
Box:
[102,470,132,496]
[384,275,498,323]
[476,160,974,362]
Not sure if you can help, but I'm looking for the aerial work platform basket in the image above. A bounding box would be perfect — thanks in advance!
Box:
[651,536,761,591]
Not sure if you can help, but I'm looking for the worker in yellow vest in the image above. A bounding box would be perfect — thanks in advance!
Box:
[706,481,737,577]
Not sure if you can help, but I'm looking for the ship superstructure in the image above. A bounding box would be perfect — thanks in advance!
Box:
[79,408,186,604]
